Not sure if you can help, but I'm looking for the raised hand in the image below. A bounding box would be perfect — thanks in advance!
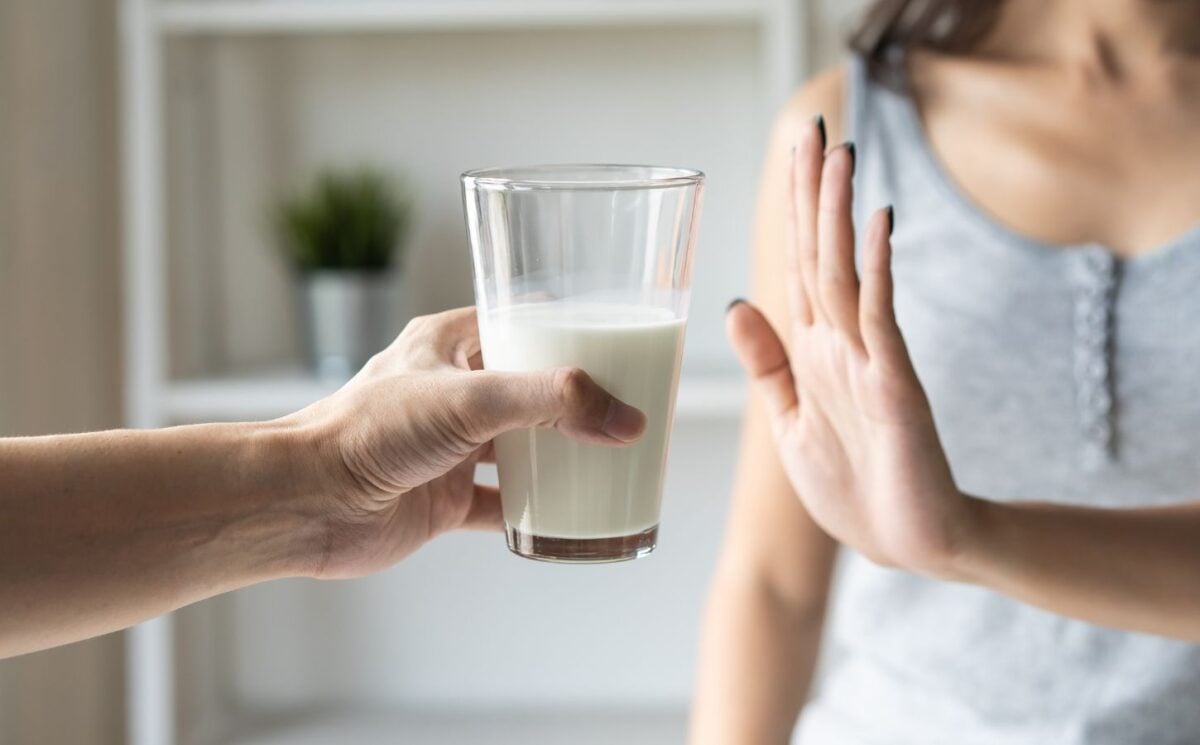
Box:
[726,117,976,576]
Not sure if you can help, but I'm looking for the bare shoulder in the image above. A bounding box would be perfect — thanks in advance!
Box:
[768,65,848,153]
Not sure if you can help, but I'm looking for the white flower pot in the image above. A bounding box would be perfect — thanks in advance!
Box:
[301,270,391,381]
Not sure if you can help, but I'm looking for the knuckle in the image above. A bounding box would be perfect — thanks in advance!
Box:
[398,312,460,365]
[553,366,592,405]
[861,304,886,325]
[398,315,435,350]
[818,278,841,303]
[552,367,609,427]
[359,352,388,376]
[401,314,432,336]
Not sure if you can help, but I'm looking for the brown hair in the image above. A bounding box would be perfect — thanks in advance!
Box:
[849,0,1003,88]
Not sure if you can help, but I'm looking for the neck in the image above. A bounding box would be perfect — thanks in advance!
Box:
[984,0,1200,80]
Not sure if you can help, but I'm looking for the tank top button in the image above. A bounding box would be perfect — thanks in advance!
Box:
[1069,248,1119,468]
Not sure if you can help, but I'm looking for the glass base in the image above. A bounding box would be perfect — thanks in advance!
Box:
[506,525,658,564]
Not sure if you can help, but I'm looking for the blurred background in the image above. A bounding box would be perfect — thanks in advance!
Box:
[0,0,865,742]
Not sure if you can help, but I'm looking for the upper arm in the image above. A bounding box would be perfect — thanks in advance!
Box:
[714,66,847,610]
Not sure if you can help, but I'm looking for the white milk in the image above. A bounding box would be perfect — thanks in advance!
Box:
[479,301,687,539]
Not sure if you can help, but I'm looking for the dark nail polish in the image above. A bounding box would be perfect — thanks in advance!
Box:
[813,114,827,150]
[844,142,857,177]
[886,205,895,237]
[726,297,747,313]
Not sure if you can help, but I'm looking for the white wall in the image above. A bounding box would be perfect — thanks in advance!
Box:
[164,0,872,382]
[165,27,763,380]
[812,0,872,73]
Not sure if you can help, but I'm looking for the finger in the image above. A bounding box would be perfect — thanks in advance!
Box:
[463,368,647,447]
[817,143,862,344]
[793,115,826,324]
[860,205,910,370]
[726,300,799,424]
[784,152,810,325]
[460,484,504,532]
[390,307,481,370]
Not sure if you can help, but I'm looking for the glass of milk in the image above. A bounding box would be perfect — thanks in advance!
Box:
[462,164,704,563]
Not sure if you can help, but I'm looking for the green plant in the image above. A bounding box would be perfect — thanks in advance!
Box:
[277,168,410,272]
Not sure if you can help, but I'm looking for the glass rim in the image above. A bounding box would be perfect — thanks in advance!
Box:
[461,163,705,192]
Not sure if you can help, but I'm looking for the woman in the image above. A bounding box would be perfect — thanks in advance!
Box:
[692,0,1200,742]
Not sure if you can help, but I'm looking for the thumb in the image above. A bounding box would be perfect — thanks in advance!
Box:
[727,300,800,422]
[465,367,647,446]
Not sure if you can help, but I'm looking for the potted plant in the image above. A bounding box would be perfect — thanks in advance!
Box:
[277,167,411,380]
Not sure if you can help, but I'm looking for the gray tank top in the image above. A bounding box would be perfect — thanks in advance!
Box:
[795,56,1200,745]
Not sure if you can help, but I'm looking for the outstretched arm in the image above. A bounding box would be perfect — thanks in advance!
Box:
[0,307,645,658]
[0,421,325,657]
[726,114,1200,643]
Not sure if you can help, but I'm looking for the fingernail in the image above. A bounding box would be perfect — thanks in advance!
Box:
[843,142,857,177]
[726,297,747,313]
[603,400,646,442]
[886,204,895,237]
[813,114,827,150]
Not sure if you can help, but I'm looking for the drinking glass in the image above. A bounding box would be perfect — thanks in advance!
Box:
[462,164,704,563]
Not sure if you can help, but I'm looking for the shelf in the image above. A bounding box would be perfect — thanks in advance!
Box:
[201,706,686,745]
[157,0,766,35]
[164,370,342,422]
[164,369,745,422]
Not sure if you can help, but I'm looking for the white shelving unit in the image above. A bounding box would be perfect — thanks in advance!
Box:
[119,2,807,744]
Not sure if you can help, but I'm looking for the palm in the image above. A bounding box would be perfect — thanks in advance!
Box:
[389,461,482,558]
[728,122,964,574]
[318,452,495,579]
[787,321,956,569]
